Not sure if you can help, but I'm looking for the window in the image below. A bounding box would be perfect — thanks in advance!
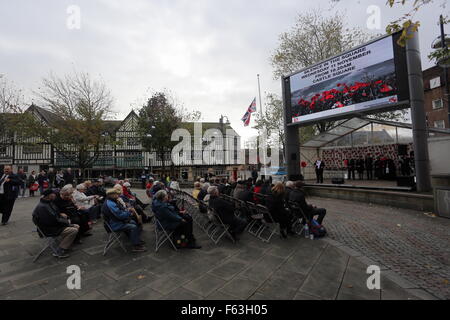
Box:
[430,77,441,90]
[0,146,6,155]
[434,120,445,128]
[432,99,443,110]
[127,137,139,146]
[23,145,43,154]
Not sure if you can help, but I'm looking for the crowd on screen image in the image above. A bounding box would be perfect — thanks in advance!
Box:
[292,76,398,117]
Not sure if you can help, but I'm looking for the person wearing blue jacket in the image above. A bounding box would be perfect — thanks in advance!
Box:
[102,189,146,252]
[152,190,201,249]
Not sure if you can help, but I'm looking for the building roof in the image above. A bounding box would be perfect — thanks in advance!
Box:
[27,104,63,126]
[303,117,450,149]
[18,105,240,137]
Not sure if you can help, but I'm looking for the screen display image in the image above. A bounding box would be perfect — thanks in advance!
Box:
[289,35,404,124]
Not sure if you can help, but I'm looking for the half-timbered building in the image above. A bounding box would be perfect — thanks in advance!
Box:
[0,105,244,181]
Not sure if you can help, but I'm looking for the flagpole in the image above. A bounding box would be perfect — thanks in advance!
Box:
[257,74,263,116]
[257,74,266,178]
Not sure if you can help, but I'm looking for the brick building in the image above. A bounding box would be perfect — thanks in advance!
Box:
[423,65,450,129]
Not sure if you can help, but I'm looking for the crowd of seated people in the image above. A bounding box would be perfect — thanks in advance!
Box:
[31,172,328,259]
[190,176,327,240]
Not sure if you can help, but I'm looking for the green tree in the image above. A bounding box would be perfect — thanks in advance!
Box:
[137,90,200,176]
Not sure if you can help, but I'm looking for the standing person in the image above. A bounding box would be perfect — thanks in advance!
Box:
[251,167,258,186]
[0,166,21,225]
[348,159,356,180]
[356,157,365,180]
[47,168,56,188]
[374,157,382,180]
[365,155,373,180]
[314,158,325,184]
[140,171,147,190]
[28,170,38,197]
[56,170,65,188]
[63,168,74,186]
[17,168,27,197]
[37,170,48,195]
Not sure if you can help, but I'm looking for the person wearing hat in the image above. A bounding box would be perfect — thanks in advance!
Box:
[32,189,80,258]
[118,182,150,224]
[101,188,146,252]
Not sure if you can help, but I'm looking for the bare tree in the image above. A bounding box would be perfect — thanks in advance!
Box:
[18,71,115,177]
[0,75,25,141]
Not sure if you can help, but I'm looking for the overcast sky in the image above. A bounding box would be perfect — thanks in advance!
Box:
[0,0,448,142]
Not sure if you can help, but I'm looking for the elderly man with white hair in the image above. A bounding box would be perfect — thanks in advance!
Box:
[208,186,247,241]
[54,184,91,244]
[73,183,101,223]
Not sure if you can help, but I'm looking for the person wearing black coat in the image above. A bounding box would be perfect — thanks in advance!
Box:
[365,155,373,180]
[53,187,91,244]
[208,187,246,240]
[47,168,56,188]
[37,170,48,195]
[63,168,74,186]
[17,168,27,197]
[348,159,356,180]
[31,189,79,258]
[289,181,326,225]
[314,159,325,184]
[265,182,293,238]
[356,158,365,180]
[0,166,21,225]
[236,181,253,203]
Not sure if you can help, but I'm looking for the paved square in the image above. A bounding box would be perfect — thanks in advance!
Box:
[0,191,442,300]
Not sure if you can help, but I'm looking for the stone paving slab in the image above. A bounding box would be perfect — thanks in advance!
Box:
[0,191,437,300]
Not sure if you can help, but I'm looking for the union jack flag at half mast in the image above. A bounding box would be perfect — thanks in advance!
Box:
[241,97,257,127]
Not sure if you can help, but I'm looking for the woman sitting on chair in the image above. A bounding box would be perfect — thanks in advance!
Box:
[266,182,294,238]
[152,190,201,249]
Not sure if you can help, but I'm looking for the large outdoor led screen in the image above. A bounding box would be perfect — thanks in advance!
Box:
[287,33,409,124]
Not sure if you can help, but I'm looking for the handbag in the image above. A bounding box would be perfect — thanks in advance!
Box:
[30,182,39,191]
[43,180,49,189]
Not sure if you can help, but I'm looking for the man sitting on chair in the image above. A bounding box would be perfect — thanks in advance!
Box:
[32,189,79,259]
[152,190,201,249]
[208,186,247,241]
[54,184,92,244]
[289,181,326,224]
[102,189,146,253]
